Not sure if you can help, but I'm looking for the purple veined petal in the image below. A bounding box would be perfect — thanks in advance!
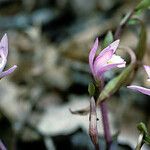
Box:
[127,85,150,96]
[0,65,17,79]
[0,34,8,57]
[97,39,120,58]
[144,65,150,80]
[96,62,126,77]
[93,49,113,72]
[89,38,99,75]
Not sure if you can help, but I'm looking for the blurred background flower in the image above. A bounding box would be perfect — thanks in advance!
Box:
[128,65,150,96]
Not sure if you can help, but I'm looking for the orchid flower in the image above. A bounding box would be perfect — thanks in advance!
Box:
[0,34,17,79]
[89,38,126,80]
[127,65,150,96]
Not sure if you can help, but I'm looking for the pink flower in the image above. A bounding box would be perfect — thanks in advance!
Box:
[127,65,150,96]
[89,38,126,80]
[0,34,17,79]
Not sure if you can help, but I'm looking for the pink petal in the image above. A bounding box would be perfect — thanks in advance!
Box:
[0,52,7,73]
[93,50,113,73]
[97,39,120,58]
[0,65,17,79]
[144,65,150,80]
[89,38,98,75]
[96,62,126,77]
[127,85,150,96]
[0,34,8,57]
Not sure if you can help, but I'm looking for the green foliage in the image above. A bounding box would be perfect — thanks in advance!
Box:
[102,31,113,49]
[88,82,96,97]
[144,134,150,145]
[137,122,150,145]
[137,122,148,134]
[135,0,150,12]
[128,18,140,25]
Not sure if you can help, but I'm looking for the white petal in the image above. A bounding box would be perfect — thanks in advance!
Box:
[107,54,126,68]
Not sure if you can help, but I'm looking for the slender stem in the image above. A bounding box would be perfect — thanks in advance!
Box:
[100,101,112,149]
[114,10,134,40]
[98,78,112,149]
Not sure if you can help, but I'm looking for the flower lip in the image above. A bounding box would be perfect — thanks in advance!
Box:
[97,62,126,76]
[107,54,126,67]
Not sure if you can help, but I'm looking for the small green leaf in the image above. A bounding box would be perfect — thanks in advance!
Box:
[135,0,150,12]
[144,134,150,145]
[137,122,148,134]
[88,82,95,96]
[102,31,114,49]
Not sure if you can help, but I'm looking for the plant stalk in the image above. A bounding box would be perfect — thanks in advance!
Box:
[98,78,112,149]
[100,101,112,149]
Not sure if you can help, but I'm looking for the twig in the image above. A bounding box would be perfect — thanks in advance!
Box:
[114,10,134,40]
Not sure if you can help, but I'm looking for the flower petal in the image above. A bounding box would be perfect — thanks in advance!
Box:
[0,52,7,73]
[127,85,150,96]
[107,54,126,68]
[0,65,17,79]
[93,49,113,74]
[96,62,126,77]
[0,34,8,57]
[97,39,120,58]
[89,38,98,75]
[144,65,150,81]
